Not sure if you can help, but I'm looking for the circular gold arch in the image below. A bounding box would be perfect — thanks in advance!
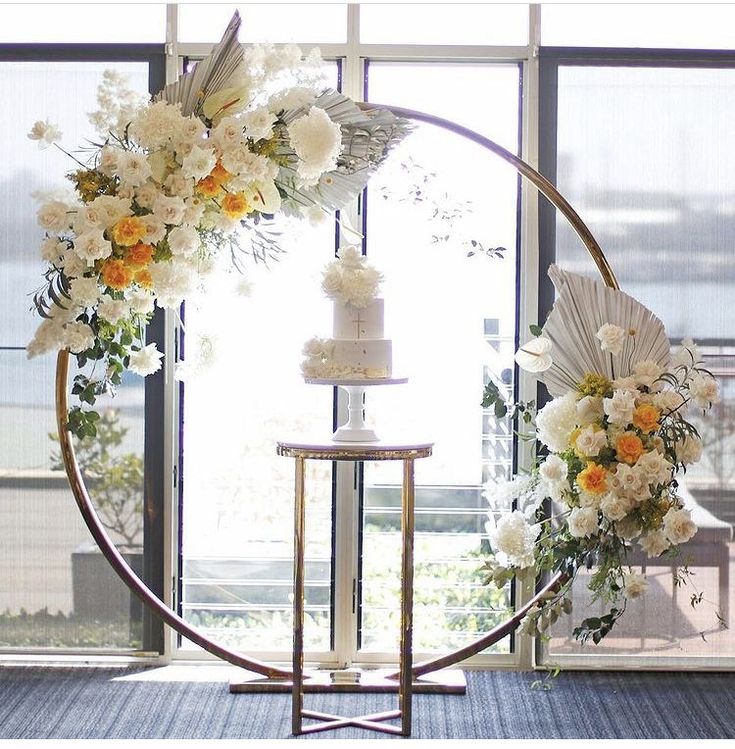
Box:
[55,105,618,681]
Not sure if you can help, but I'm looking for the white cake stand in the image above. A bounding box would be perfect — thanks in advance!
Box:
[304,377,408,442]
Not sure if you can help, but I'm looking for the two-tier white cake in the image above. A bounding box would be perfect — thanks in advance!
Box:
[302,247,392,380]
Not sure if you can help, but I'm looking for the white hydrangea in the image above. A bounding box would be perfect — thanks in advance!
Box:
[487,510,538,569]
[129,343,164,376]
[268,86,316,113]
[535,393,578,453]
[287,105,343,185]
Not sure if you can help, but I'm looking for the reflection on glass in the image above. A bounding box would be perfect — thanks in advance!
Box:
[549,64,735,660]
[0,61,148,651]
[361,62,520,653]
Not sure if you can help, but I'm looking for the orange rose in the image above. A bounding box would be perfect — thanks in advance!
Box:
[615,432,645,465]
[577,462,608,496]
[633,404,660,434]
[112,216,146,247]
[125,242,154,270]
[196,175,223,198]
[221,191,251,219]
[101,258,134,290]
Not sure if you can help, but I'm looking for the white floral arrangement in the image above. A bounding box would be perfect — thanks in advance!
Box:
[26,13,408,440]
[481,266,720,644]
[320,245,383,308]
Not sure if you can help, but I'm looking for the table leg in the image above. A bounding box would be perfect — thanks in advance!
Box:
[292,456,306,735]
[400,458,415,737]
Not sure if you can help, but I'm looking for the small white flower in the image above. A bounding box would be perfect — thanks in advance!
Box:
[514,336,553,373]
[623,571,648,599]
[28,119,62,148]
[129,343,164,376]
[567,506,599,538]
[662,507,697,546]
[596,323,628,356]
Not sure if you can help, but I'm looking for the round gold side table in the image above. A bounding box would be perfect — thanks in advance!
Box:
[277,437,433,737]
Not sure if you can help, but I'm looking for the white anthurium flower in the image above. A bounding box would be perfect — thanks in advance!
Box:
[247,180,282,214]
[514,336,553,373]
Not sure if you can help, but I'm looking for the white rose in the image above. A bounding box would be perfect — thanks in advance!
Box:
[653,389,687,415]
[600,492,632,522]
[182,197,206,227]
[135,182,160,210]
[574,424,607,457]
[539,454,568,485]
[152,194,186,225]
[181,145,217,181]
[635,450,673,485]
[37,200,71,234]
[623,571,648,599]
[74,230,113,266]
[164,172,195,199]
[567,506,599,538]
[168,226,200,258]
[603,389,636,427]
[639,529,669,558]
[596,323,628,356]
[59,248,86,279]
[662,507,697,546]
[141,214,167,245]
[211,116,244,153]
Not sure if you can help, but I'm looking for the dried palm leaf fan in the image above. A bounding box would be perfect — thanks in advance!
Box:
[540,264,670,397]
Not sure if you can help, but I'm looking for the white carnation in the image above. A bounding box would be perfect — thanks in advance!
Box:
[97,297,129,325]
[40,237,66,264]
[675,434,703,466]
[129,343,164,376]
[287,105,343,184]
[69,277,100,308]
[487,510,538,569]
[596,323,628,356]
[63,321,95,354]
[535,393,578,453]
[689,372,719,408]
[127,289,155,316]
[148,259,197,309]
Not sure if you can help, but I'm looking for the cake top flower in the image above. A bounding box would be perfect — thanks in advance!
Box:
[320,246,383,308]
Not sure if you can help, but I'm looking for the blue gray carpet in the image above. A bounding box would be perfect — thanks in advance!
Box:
[0,667,733,739]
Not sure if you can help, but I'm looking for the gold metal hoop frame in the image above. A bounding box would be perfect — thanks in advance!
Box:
[54,104,618,680]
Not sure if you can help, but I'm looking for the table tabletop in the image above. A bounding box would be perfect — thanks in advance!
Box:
[276,437,433,461]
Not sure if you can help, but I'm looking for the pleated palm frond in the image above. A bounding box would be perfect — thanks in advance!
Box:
[154,11,244,117]
[275,90,412,212]
[541,264,670,397]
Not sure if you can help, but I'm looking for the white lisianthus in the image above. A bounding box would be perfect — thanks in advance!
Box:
[27,119,62,148]
[574,424,607,457]
[152,194,186,225]
[128,343,164,376]
[576,395,604,426]
[675,434,703,466]
[623,571,648,599]
[69,276,100,308]
[27,318,66,359]
[689,372,720,408]
[168,226,201,258]
[487,510,538,569]
[287,105,343,184]
[74,230,113,266]
[242,106,277,141]
[181,146,217,181]
[603,389,636,427]
[639,529,669,558]
[567,506,599,538]
[662,507,697,545]
[514,336,553,373]
[127,289,155,316]
[596,323,628,356]
[63,321,95,354]
[37,200,71,234]
[97,297,129,325]
[118,151,152,187]
[535,393,578,453]
[633,360,664,391]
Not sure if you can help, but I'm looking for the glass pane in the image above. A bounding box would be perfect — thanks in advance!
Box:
[178,3,347,44]
[548,64,735,662]
[360,62,520,653]
[0,60,148,651]
[542,4,735,49]
[179,65,339,655]
[361,4,528,46]
[0,4,166,43]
